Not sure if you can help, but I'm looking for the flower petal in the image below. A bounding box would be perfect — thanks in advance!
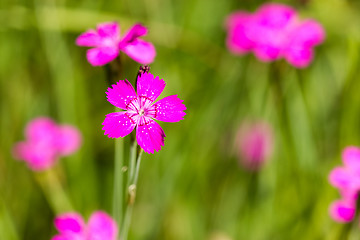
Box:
[328,166,352,190]
[86,47,119,66]
[54,213,85,234]
[56,125,82,156]
[102,112,136,138]
[96,22,120,39]
[225,11,254,54]
[25,117,58,142]
[289,20,325,47]
[13,141,58,171]
[153,95,186,122]
[136,120,165,154]
[255,3,297,29]
[119,23,148,47]
[121,39,156,64]
[76,30,101,47]
[87,211,118,240]
[284,47,313,68]
[342,146,360,169]
[51,234,77,240]
[253,44,283,62]
[106,80,137,110]
[329,200,356,223]
[136,72,165,102]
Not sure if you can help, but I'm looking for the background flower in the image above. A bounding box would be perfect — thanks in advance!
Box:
[13,117,82,171]
[52,211,118,240]
[225,3,325,68]
[76,22,156,66]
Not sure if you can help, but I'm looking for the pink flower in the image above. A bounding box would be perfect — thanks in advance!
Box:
[225,3,325,68]
[102,72,186,154]
[13,117,82,171]
[328,146,360,222]
[52,211,118,240]
[329,200,356,223]
[76,22,156,66]
[235,121,274,171]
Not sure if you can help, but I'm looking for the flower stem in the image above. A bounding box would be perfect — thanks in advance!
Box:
[113,136,124,230]
[35,168,73,214]
[121,148,143,240]
[106,55,125,230]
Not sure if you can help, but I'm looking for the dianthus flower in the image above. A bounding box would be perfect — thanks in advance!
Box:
[329,146,360,222]
[76,22,156,66]
[52,211,117,240]
[102,72,186,154]
[13,117,82,171]
[235,120,274,171]
[225,3,325,68]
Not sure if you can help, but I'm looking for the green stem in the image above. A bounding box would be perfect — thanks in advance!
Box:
[121,148,143,240]
[35,168,73,214]
[107,55,125,230]
[0,200,20,240]
[113,136,124,230]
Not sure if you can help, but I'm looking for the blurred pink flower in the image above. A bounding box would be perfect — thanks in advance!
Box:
[329,199,356,223]
[328,146,360,222]
[13,117,82,171]
[102,72,186,154]
[76,22,156,66]
[52,211,118,240]
[225,3,325,68]
[235,121,274,171]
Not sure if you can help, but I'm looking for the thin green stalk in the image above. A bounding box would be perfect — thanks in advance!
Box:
[113,136,124,229]
[128,137,137,187]
[0,200,20,240]
[35,169,73,214]
[107,55,125,229]
[121,148,143,240]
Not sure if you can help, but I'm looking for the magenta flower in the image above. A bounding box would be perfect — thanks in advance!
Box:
[52,211,118,240]
[13,117,82,171]
[235,121,274,171]
[102,72,186,154]
[225,3,325,68]
[328,146,360,222]
[76,22,156,66]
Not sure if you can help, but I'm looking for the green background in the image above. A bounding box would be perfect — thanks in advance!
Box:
[2,0,360,239]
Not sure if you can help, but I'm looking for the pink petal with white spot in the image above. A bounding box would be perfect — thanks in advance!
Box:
[121,39,156,64]
[119,23,148,47]
[106,80,137,110]
[136,72,165,102]
[25,117,57,142]
[54,213,85,234]
[136,120,165,154]
[87,211,118,240]
[153,95,186,122]
[56,125,82,156]
[97,22,120,39]
[225,12,254,54]
[76,30,101,47]
[86,47,119,66]
[102,112,136,138]
[329,200,356,223]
